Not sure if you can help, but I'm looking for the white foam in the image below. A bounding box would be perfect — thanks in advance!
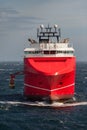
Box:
[0,101,87,108]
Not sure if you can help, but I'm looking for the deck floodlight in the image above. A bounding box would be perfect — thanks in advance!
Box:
[40,24,44,29]
[54,24,58,29]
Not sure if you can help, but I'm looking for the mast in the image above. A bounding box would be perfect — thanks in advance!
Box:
[37,24,61,43]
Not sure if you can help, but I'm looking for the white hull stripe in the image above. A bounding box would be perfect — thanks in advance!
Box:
[24,83,75,92]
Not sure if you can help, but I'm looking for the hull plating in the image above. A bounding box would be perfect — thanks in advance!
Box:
[24,57,76,101]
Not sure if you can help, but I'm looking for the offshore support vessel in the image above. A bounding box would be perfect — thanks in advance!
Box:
[23,24,76,101]
[9,24,76,102]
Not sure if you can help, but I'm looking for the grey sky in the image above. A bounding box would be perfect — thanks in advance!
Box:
[0,0,87,61]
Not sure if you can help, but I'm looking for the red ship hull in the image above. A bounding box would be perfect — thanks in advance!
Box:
[24,57,76,101]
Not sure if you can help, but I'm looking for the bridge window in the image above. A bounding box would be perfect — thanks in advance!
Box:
[57,51,73,54]
[44,51,56,54]
[24,51,41,54]
[24,50,74,55]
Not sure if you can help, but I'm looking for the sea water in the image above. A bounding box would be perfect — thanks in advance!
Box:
[0,61,87,130]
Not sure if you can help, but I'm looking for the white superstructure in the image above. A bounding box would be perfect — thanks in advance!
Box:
[24,25,74,57]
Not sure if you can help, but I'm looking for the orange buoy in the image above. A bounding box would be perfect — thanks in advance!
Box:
[9,74,15,89]
[9,71,24,89]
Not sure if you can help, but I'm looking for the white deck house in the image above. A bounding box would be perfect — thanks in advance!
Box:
[24,25,74,57]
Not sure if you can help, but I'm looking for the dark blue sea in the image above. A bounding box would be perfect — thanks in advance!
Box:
[0,61,87,130]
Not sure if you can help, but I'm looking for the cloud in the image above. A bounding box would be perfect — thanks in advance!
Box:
[0,7,46,61]
[0,7,45,33]
[0,7,18,15]
[35,0,87,29]
[0,0,87,61]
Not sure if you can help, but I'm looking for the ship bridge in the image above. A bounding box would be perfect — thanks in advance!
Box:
[24,25,75,57]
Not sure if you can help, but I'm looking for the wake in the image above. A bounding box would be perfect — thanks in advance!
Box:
[0,101,87,108]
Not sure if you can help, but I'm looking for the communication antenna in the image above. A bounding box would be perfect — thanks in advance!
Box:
[54,24,58,32]
[40,24,44,32]
[58,28,61,38]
